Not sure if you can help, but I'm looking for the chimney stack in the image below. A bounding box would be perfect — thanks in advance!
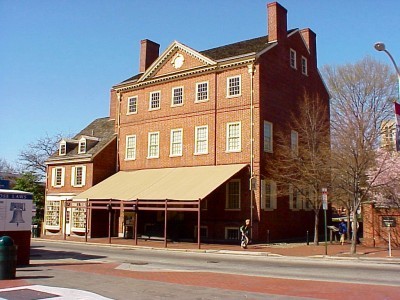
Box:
[300,28,317,65]
[139,39,160,73]
[267,2,287,43]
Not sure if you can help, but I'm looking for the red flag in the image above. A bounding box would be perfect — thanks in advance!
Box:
[395,102,400,151]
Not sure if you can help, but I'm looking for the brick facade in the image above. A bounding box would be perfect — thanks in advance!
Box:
[44,2,329,243]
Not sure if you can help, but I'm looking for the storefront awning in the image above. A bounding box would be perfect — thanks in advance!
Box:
[74,164,248,201]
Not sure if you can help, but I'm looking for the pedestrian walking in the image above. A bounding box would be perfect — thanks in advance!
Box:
[240,219,250,249]
[339,219,347,245]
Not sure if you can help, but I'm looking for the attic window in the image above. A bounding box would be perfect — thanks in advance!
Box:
[301,56,308,75]
[59,141,66,156]
[78,138,86,154]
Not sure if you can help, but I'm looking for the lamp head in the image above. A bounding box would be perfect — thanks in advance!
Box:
[374,42,386,52]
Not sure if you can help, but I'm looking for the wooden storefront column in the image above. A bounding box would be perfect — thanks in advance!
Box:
[134,199,138,246]
[164,199,168,248]
[63,200,67,240]
[85,199,89,243]
[198,198,201,249]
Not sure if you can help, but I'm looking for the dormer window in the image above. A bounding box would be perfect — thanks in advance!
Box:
[78,138,86,154]
[59,141,66,156]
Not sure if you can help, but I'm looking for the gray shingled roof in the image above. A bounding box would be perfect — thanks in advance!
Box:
[200,36,270,60]
[116,29,297,86]
[46,117,116,162]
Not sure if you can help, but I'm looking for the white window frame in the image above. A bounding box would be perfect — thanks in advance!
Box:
[225,227,240,240]
[289,184,302,210]
[59,141,66,156]
[225,179,241,210]
[291,130,299,155]
[194,125,208,155]
[71,165,86,187]
[51,167,65,187]
[170,128,183,157]
[301,56,308,75]
[147,131,160,159]
[261,179,277,210]
[303,187,314,211]
[226,122,241,153]
[290,49,297,69]
[264,121,273,153]
[127,96,138,114]
[78,138,86,154]
[125,135,137,160]
[195,81,209,102]
[171,86,184,107]
[149,91,161,111]
[227,75,241,98]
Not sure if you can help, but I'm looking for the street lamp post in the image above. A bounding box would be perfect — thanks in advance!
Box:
[374,42,400,100]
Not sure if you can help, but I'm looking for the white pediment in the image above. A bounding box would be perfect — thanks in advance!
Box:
[137,41,217,82]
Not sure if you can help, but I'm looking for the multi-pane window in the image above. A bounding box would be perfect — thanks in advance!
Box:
[261,179,277,210]
[290,49,297,69]
[59,141,66,155]
[72,202,86,230]
[78,138,86,154]
[170,129,183,156]
[289,184,301,210]
[125,135,136,160]
[52,167,65,187]
[172,87,183,106]
[194,125,208,154]
[196,82,208,102]
[71,166,86,187]
[226,122,241,152]
[45,200,61,227]
[148,132,160,158]
[226,180,240,209]
[264,121,273,153]
[291,130,299,155]
[227,75,241,97]
[149,91,161,110]
[127,96,138,114]
[301,56,308,75]
[225,227,240,240]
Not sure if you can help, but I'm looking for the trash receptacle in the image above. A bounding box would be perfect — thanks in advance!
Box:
[0,236,17,280]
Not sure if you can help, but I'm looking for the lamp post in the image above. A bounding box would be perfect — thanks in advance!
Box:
[374,42,400,100]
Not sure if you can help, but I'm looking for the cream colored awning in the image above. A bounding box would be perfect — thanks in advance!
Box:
[74,164,248,201]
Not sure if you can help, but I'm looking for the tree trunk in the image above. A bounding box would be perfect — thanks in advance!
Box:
[350,211,357,255]
[314,210,319,245]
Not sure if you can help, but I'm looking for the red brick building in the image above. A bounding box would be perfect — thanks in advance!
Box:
[44,2,329,243]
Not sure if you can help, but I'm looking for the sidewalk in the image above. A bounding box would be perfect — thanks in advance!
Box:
[37,235,400,260]
[0,236,398,300]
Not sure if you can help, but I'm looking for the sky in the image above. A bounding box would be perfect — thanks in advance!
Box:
[1,0,400,167]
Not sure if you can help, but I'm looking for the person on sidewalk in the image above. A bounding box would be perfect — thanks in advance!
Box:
[240,219,251,249]
[339,219,347,245]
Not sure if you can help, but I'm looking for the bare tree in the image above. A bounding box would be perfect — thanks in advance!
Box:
[0,158,16,174]
[267,92,331,244]
[323,56,397,254]
[18,133,65,180]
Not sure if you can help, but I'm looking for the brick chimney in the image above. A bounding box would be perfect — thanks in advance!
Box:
[300,28,317,65]
[139,39,160,73]
[267,2,287,43]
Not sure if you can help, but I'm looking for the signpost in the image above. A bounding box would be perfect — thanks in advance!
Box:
[322,188,328,255]
[382,216,397,257]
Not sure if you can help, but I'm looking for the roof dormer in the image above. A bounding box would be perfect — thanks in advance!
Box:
[78,137,87,154]
[59,140,67,156]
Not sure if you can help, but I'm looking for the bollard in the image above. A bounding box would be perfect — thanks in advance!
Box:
[267,230,270,244]
[306,230,309,245]
[0,236,17,280]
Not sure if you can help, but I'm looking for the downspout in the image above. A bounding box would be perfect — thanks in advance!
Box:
[214,72,218,166]
[116,91,122,172]
[248,63,255,238]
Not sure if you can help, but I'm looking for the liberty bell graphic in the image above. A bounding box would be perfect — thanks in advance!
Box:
[9,203,25,226]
